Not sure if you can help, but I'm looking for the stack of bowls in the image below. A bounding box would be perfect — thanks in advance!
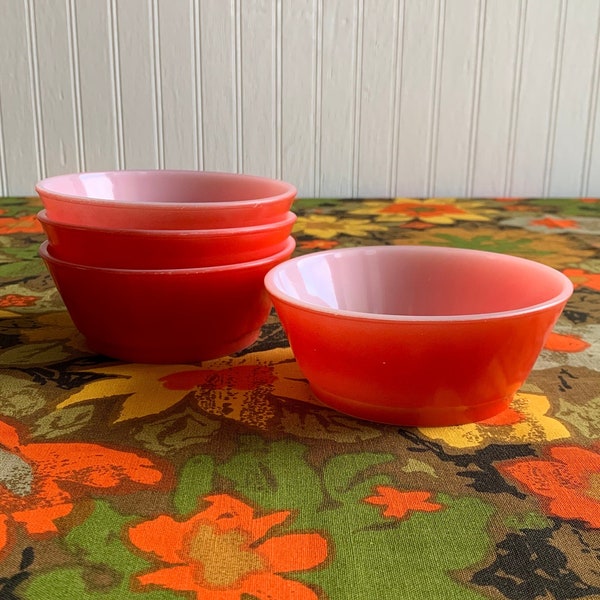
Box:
[36,170,297,363]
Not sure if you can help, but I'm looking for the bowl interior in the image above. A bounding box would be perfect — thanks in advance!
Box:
[268,246,573,319]
[37,170,295,206]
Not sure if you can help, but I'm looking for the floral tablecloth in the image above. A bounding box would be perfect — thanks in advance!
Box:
[0,196,599,600]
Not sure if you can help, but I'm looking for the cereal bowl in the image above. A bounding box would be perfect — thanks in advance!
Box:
[265,245,573,426]
[37,209,297,269]
[40,237,296,363]
[36,170,297,229]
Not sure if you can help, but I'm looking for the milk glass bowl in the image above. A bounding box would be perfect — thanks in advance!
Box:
[37,209,297,269]
[40,237,296,363]
[265,245,573,426]
[36,170,297,229]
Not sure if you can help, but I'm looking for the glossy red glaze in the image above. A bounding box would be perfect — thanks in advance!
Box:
[265,246,573,426]
[36,170,296,229]
[40,238,295,363]
[37,210,296,269]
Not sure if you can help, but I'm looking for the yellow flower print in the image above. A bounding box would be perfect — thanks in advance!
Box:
[22,312,89,352]
[57,348,317,425]
[294,214,387,239]
[351,198,494,225]
[418,392,570,449]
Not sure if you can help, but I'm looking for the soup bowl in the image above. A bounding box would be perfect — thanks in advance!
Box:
[37,209,297,269]
[265,245,573,426]
[41,237,296,363]
[36,170,297,229]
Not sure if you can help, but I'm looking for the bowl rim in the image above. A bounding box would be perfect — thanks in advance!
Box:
[40,237,296,274]
[35,170,297,210]
[264,245,574,323]
[36,209,297,237]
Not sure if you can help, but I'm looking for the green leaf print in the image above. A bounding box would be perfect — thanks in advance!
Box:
[219,436,495,599]
[22,500,178,600]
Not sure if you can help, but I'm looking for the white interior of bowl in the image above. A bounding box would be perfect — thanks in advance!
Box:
[265,245,574,321]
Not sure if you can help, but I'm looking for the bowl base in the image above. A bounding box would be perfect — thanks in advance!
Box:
[85,329,261,364]
[309,385,514,427]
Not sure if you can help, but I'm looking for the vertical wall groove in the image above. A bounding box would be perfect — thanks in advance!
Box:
[192,0,203,170]
[234,0,243,173]
[504,0,527,197]
[108,0,124,169]
[352,0,364,197]
[466,0,487,197]
[150,0,164,169]
[580,4,600,196]
[389,0,405,197]
[426,0,446,197]
[24,0,45,180]
[66,0,85,172]
[542,0,567,196]
[313,0,323,197]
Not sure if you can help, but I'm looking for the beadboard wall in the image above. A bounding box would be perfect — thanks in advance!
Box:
[1,0,600,199]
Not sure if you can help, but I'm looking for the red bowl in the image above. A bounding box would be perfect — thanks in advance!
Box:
[36,170,297,229]
[37,210,297,269]
[40,237,296,363]
[265,245,574,426]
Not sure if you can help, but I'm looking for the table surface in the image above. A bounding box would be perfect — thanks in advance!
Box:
[0,196,599,600]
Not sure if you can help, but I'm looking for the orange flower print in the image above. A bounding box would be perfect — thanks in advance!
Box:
[0,213,43,234]
[351,198,493,225]
[0,294,38,308]
[563,268,600,292]
[364,486,443,520]
[498,445,600,528]
[530,216,578,229]
[298,239,339,250]
[129,494,328,599]
[544,331,591,353]
[0,419,166,558]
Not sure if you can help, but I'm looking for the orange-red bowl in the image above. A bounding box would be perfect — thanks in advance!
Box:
[37,209,297,269]
[265,245,573,426]
[40,237,296,363]
[36,170,297,229]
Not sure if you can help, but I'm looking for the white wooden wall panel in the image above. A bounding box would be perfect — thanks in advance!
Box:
[319,0,358,197]
[432,0,479,197]
[74,0,118,172]
[240,0,276,177]
[116,1,158,168]
[471,0,520,197]
[198,0,237,172]
[549,0,600,197]
[0,1,39,194]
[157,0,197,170]
[509,0,562,197]
[394,0,439,197]
[586,14,600,196]
[34,1,79,177]
[280,0,315,196]
[2,0,600,198]
[356,0,397,197]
